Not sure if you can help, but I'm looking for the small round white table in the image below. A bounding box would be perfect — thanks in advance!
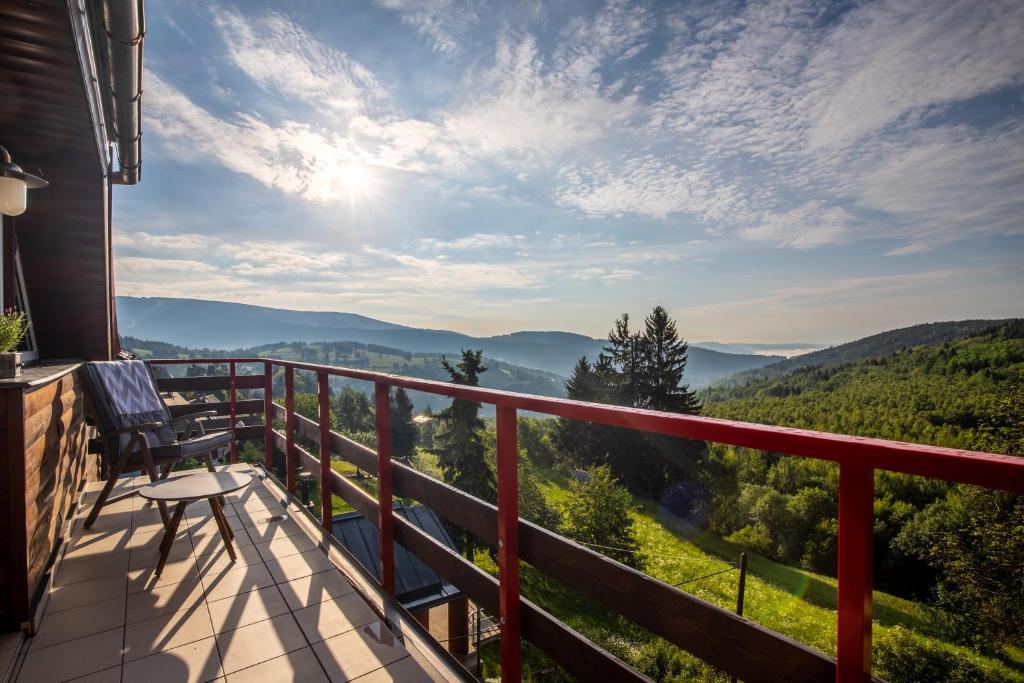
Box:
[139,472,252,577]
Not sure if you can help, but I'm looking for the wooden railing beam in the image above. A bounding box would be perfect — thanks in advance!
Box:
[374,382,395,596]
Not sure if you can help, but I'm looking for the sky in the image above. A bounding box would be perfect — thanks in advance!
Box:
[113,0,1024,343]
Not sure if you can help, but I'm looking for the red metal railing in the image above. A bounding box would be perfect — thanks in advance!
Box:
[149,357,1024,683]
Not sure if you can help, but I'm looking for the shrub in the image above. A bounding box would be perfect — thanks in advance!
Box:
[0,309,27,353]
[875,626,1024,683]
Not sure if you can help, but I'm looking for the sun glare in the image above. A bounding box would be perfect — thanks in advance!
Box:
[339,162,374,200]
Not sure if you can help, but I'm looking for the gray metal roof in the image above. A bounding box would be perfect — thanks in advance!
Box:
[331,504,463,612]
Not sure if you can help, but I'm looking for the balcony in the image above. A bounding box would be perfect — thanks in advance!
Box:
[12,463,461,682]
[37,356,1005,683]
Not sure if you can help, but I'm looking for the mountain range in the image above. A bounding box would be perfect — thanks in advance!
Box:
[115,296,782,385]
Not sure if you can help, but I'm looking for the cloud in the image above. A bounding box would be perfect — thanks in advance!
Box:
[374,0,480,54]
[740,201,851,249]
[804,0,1024,149]
[212,8,385,114]
[673,268,1024,342]
[419,233,526,251]
[441,34,641,163]
[555,156,747,221]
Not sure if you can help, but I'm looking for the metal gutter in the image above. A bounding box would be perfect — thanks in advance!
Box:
[89,0,144,185]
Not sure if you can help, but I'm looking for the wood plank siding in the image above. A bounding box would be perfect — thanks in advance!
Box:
[0,365,95,630]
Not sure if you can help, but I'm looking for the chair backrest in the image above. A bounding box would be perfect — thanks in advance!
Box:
[83,361,177,457]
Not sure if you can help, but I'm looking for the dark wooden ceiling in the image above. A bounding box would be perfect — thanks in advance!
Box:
[1,0,114,361]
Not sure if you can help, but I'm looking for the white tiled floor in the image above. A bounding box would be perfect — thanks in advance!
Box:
[12,465,450,683]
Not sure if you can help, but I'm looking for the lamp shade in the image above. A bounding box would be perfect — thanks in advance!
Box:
[0,145,48,216]
[0,177,27,216]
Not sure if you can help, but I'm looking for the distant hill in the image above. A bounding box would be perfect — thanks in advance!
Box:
[116,296,780,385]
[123,336,566,414]
[714,319,1022,386]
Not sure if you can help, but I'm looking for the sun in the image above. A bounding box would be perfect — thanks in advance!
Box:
[338,162,375,201]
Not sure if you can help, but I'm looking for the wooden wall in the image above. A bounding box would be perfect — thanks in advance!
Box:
[0,366,94,630]
[1,0,114,362]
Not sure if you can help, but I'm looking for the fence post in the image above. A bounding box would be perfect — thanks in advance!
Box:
[374,382,396,596]
[496,405,520,683]
[731,551,748,683]
[263,361,273,470]
[318,371,331,530]
[285,365,296,495]
[229,360,237,463]
[736,552,747,617]
[837,463,874,683]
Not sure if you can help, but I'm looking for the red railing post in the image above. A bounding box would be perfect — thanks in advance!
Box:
[374,382,395,595]
[285,365,296,495]
[318,371,332,530]
[837,463,874,683]
[263,361,273,470]
[496,405,521,683]
[229,360,237,463]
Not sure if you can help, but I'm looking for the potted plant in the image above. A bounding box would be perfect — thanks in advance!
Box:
[0,309,28,379]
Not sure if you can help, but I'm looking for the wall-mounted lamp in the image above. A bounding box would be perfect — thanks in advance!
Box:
[0,145,49,216]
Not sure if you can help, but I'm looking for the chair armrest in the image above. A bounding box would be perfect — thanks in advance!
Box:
[171,410,218,425]
[96,422,163,442]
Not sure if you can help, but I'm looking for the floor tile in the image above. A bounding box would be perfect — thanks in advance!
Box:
[225,647,328,682]
[244,516,304,544]
[129,537,194,570]
[349,656,441,683]
[195,544,264,575]
[201,563,275,603]
[54,553,131,587]
[129,527,189,551]
[293,592,379,644]
[45,573,126,614]
[279,571,356,611]
[17,628,123,682]
[123,635,223,683]
[67,665,123,682]
[189,514,248,538]
[123,605,215,662]
[207,585,290,634]
[254,534,318,562]
[215,613,307,674]
[65,528,132,561]
[265,549,334,583]
[126,577,206,624]
[30,594,125,650]
[312,622,407,683]
[191,530,254,557]
[128,557,200,593]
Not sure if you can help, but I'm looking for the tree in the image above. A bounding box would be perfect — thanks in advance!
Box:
[390,387,417,461]
[435,350,496,504]
[561,466,642,568]
[894,377,1024,651]
[639,306,700,414]
[556,357,609,470]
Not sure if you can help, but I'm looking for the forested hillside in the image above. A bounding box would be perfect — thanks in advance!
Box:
[696,323,1024,673]
[703,322,1024,448]
[718,318,1019,386]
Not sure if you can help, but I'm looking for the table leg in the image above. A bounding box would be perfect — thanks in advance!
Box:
[155,502,187,578]
[210,497,237,562]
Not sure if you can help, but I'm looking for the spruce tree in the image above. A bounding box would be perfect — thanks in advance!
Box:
[389,387,417,461]
[640,305,701,414]
[435,350,496,504]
